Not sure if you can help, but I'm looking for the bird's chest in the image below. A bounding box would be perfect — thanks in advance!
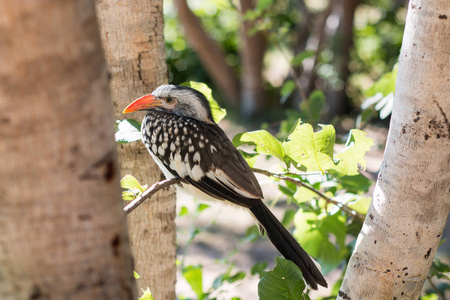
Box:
[141,112,219,181]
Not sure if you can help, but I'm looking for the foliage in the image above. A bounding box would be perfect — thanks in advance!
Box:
[181,81,227,123]
[115,119,142,144]
[163,0,406,123]
[176,201,247,300]
[258,257,308,300]
[118,81,448,299]
[120,174,147,201]
[356,63,398,128]
[138,288,154,300]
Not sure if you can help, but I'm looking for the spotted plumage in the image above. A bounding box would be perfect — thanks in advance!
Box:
[123,84,327,290]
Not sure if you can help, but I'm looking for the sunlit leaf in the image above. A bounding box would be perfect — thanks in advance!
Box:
[283,120,335,173]
[365,64,398,98]
[333,129,374,175]
[182,265,204,299]
[346,196,371,214]
[134,271,140,279]
[197,203,210,213]
[233,130,285,161]
[121,175,145,201]
[139,288,154,300]
[115,119,142,144]
[182,81,227,123]
[293,186,318,203]
[293,211,346,273]
[179,206,189,216]
[121,175,145,191]
[258,257,306,300]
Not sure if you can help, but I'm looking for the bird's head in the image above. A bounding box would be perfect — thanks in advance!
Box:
[123,85,215,124]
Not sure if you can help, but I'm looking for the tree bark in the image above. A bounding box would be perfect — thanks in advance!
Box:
[338,1,450,299]
[174,0,240,106]
[0,1,135,299]
[95,1,177,299]
[239,0,266,117]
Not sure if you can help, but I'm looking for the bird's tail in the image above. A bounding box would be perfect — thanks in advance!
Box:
[249,201,327,290]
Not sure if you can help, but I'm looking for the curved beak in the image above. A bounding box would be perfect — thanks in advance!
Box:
[122,94,163,113]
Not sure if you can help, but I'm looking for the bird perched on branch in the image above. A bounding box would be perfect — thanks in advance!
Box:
[123,84,327,290]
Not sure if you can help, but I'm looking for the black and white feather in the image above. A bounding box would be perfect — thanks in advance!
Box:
[135,84,327,290]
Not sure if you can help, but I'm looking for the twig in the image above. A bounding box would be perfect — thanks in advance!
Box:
[124,178,181,215]
[252,168,365,221]
[427,276,445,300]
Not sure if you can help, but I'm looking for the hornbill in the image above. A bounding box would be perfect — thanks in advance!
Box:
[123,84,327,290]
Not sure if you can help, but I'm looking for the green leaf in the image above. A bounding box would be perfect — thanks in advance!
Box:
[238,150,259,168]
[283,120,336,173]
[179,206,189,216]
[120,175,146,201]
[309,90,325,123]
[182,81,227,123]
[258,257,306,300]
[115,119,142,144]
[251,262,268,276]
[333,129,374,175]
[257,0,274,10]
[291,50,315,67]
[281,80,296,98]
[182,265,204,299]
[293,186,318,203]
[338,174,373,194]
[233,130,285,161]
[134,270,140,279]
[421,294,439,300]
[281,209,296,227]
[346,196,371,214]
[365,64,398,97]
[293,212,347,273]
[120,174,145,192]
[228,271,246,283]
[197,203,210,213]
[139,288,154,300]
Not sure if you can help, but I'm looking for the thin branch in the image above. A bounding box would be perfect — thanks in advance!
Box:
[124,178,181,215]
[305,0,335,94]
[252,167,365,221]
[427,276,445,300]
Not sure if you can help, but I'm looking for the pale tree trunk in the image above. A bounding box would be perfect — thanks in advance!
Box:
[0,1,135,299]
[95,1,177,299]
[338,1,450,299]
[239,0,266,117]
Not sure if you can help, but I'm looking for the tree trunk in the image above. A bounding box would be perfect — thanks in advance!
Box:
[174,0,240,106]
[338,1,450,299]
[239,0,266,117]
[95,1,177,299]
[326,0,359,117]
[0,1,136,299]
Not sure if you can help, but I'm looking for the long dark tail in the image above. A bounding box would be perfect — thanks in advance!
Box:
[249,201,327,290]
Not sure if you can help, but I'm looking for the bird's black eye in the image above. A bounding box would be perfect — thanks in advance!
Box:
[166,97,174,104]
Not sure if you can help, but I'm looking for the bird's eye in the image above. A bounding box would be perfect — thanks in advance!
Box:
[165,97,175,104]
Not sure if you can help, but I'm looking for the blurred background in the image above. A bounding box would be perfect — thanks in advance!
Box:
[157,0,449,299]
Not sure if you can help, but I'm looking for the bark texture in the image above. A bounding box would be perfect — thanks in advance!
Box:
[338,1,450,299]
[0,1,135,299]
[95,1,177,299]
